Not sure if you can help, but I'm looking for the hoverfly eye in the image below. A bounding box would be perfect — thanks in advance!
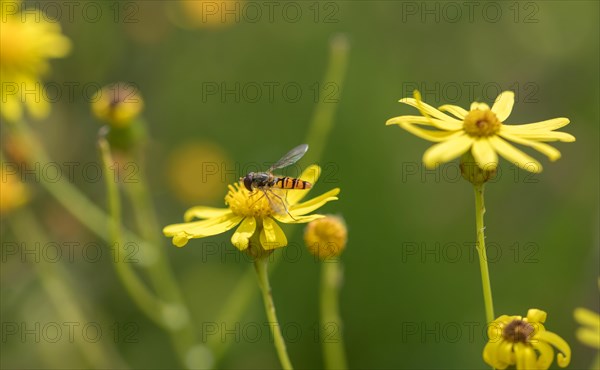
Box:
[243,175,253,192]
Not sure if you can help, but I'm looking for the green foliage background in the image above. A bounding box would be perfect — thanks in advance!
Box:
[2,1,598,369]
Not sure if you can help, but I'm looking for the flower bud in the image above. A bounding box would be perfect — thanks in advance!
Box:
[91,82,144,128]
[304,215,347,260]
[460,151,496,185]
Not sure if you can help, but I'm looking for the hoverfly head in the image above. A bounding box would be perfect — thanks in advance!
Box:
[242,173,254,192]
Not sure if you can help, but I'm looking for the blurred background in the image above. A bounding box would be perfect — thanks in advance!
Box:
[1,1,598,369]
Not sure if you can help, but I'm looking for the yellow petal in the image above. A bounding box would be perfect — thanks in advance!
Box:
[260,217,287,250]
[488,136,542,173]
[526,309,547,324]
[575,327,600,349]
[470,102,490,111]
[388,119,463,142]
[535,330,571,368]
[482,341,501,369]
[500,131,562,161]
[299,164,322,184]
[184,206,231,221]
[500,126,575,142]
[273,213,325,224]
[173,233,190,247]
[574,307,600,329]
[491,91,515,122]
[386,115,459,131]
[399,98,462,128]
[514,343,537,370]
[163,213,242,237]
[438,104,468,119]
[472,139,498,170]
[504,118,570,131]
[496,340,516,368]
[531,340,555,369]
[230,217,256,251]
[422,134,473,168]
[289,188,340,216]
[483,340,512,369]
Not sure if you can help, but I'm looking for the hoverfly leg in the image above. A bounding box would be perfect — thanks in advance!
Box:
[250,190,266,206]
[267,190,297,221]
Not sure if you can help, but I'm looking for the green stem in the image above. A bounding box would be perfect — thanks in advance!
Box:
[320,260,348,370]
[474,184,495,324]
[254,257,294,370]
[7,209,128,369]
[303,34,350,166]
[98,137,165,326]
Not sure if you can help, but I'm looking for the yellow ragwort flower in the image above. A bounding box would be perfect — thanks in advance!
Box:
[484,308,571,370]
[163,165,340,253]
[1,0,71,122]
[386,90,575,173]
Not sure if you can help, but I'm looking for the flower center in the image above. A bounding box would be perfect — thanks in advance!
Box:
[463,109,501,137]
[502,319,534,343]
[225,182,287,218]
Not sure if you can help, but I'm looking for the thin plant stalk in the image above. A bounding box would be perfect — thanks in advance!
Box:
[320,260,348,369]
[254,257,294,370]
[474,183,495,323]
[98,137,165,326]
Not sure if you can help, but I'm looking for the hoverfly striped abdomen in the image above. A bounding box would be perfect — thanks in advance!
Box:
[273,177,312,190]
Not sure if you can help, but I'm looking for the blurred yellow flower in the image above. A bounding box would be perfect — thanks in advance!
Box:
[166,141,230,204]
[304,215,347,260]
[386,90,575,173]
[163,165,340,254]
[574,279,600,349]
[0,0,71,122]
[0,164,30,215]
[484,308,571,370]
[574,307,600,349]
[91,82,144,128]
[169,0,243,29]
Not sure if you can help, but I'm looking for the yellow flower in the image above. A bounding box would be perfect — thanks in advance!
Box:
[0,0,71,122]
[304,215,347,260]
[484,308,571,370]
[163,165,340,254]
[386,90,575,173]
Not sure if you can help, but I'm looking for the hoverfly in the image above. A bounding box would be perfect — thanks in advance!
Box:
[241,144,312,218]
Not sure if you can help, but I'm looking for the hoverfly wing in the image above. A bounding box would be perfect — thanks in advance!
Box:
[267,144,309,172]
